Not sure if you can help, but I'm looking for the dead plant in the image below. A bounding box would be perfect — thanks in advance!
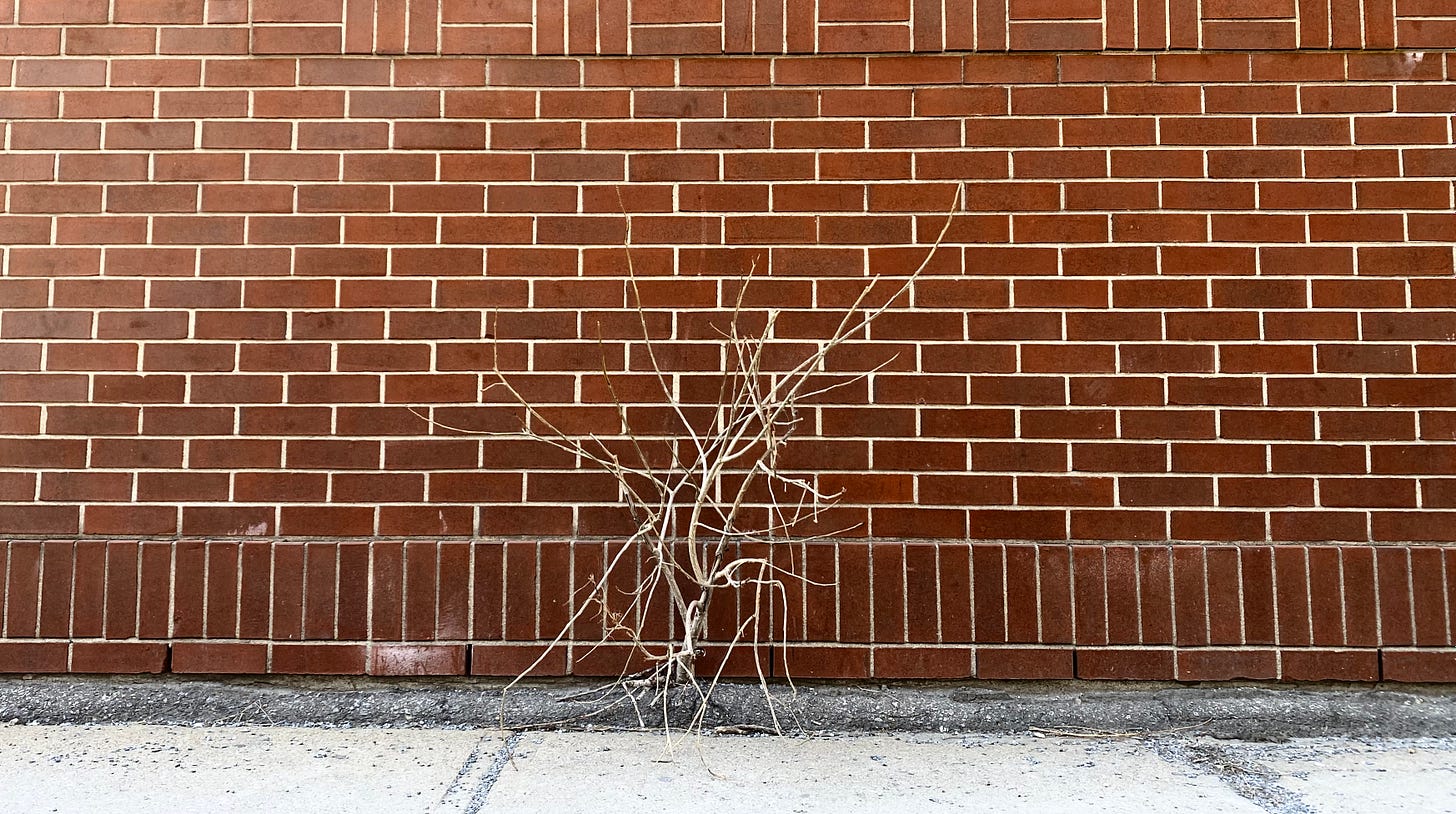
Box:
[419,187,963,740]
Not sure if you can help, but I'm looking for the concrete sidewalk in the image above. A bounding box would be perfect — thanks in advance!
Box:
[3,723,1455,813]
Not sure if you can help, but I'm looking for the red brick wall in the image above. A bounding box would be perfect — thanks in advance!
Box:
[0,0,1454,679]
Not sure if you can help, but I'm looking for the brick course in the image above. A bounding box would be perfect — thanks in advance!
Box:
[0,538,1448,681]
[0,0,1453,678]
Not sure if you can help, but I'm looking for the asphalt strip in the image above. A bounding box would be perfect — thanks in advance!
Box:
[2,675,1455,740]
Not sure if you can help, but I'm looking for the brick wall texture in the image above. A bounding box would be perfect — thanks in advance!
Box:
[1,0,1454,680]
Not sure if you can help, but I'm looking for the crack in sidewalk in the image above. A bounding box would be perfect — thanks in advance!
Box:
[1156,740,1316,814]
[432,731,524,814]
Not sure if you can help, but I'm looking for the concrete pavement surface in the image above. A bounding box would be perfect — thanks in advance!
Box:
[2,723,1454,813]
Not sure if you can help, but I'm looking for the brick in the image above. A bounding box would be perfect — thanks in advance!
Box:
[1077,648,1176,680]
[0,642,69,673]
[369,645,467,676]
[1071,546,1107,645]
[471,644,567,677]
[1383,651,1456,683]
[135,542,172,639]
[779,645,871,679]
[101,541,140,639]
[234,542,271,640]
[70,642,167,674]
[1281,648,1376,682]
[303,542,340,639]
[36,540,73,638]
[271,644,368,675]
[869,543,905,643]
[1376,547,1415,646]
[172,643,268,674]
[975,646,1074,679]
[62,542,106,639]
[873,647,973,679]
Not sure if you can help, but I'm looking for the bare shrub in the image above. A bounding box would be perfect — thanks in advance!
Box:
[422,188,962,736]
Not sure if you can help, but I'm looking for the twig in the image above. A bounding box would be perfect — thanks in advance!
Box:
[1027,720,1213,740]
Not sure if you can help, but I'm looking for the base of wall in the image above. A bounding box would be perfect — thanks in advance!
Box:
[4,640,1456,682]
[7,673,1456,740]
[1,539,1452,682]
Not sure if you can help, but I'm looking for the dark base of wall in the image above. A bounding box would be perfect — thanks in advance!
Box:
[9,675,1456,739]
[1,539,1453,682]
[3,640,1456,683]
